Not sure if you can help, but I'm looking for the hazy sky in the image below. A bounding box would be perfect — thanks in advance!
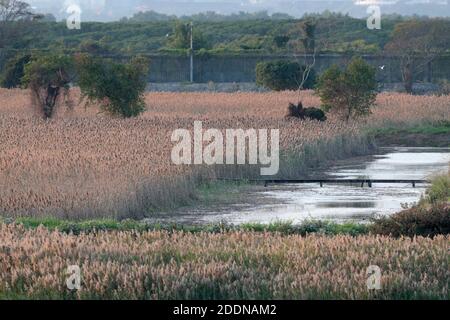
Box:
[27,0,450,21]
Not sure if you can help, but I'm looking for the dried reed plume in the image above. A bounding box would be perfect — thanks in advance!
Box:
[0,224,448,300]
[0,89,449,219]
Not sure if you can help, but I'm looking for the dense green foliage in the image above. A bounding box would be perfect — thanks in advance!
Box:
[76,54,149,117]
[166,21,209,50]
[1,13,428,56]
[0,53,31,88]
[316,57,377,120]
[256,60,316,91]
[22,54,74,118]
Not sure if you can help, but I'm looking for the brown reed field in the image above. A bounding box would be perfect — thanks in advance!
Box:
[0,88,449,219]
[0,223,448,300]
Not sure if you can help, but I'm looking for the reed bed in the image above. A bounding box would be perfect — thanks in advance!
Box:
[0,89,449,219]
[0,223,447,300]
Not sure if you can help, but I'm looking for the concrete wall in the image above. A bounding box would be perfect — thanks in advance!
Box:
[1,51,448,85]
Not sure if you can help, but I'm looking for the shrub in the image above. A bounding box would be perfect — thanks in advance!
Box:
[304,107,326,121]
[316,57,377,121]
[287,102,326,121]
[22,54,74,119]
[75,54,149,118]
[0,53,31,88]
[426,173,450,205]
[437,79,450,96]
[371,204,450,238]
[256,60,316,91]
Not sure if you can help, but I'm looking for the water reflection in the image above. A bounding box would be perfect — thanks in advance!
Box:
[317,201,377,209]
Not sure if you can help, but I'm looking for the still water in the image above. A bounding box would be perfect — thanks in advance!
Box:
[155,147,450,225]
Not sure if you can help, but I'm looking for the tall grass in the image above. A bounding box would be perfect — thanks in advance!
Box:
[0,223,448,300]
[0,89,448,219]
[426,172,450,205]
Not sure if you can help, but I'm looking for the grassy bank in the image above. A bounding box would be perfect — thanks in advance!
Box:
[371,121,450,147]
[7,204,448,238]
[5,169,449,237]
[5,216,369,236]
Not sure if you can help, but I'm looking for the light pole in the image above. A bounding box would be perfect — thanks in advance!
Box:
[190,21,194,83]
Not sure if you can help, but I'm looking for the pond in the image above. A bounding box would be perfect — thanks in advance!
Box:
[151,147,450,225]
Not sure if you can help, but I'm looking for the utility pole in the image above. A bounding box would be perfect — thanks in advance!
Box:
[190,21,194,83]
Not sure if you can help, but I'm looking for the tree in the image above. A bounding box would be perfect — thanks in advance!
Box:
[288,18,318,91]
[0,0,39,48]
[273,35,290,49]
[385,19,450,94]
[0,52,30,88]
[75,54,149,118]
[78,39,111,56]
[166,21,208,50]
[22,53,74,119]
[256,60,316,91]
[40,13,56,22]
[316,57,377,121]
[0,0,33,21]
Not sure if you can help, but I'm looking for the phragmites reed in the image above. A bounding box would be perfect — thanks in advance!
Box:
[0,223,448,300]
[0,88,449,219]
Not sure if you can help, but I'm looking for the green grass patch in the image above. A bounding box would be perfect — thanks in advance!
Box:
[9,218,369,236]
[241,220,369,235]
[9,217,369,236]
[195,179,254,203]
[14,217,148,234]
[370,120,450,136]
